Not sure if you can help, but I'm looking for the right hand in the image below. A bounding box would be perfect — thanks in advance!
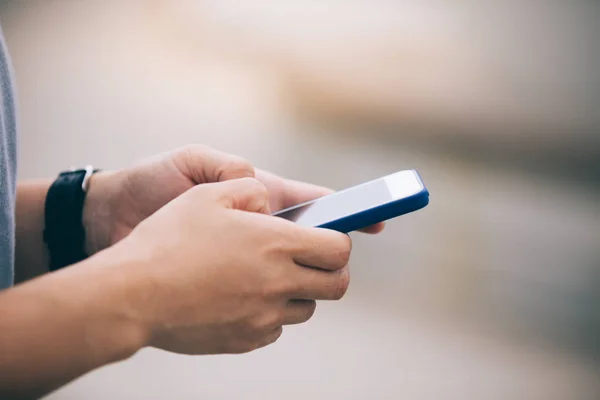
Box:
[114,177,352,355]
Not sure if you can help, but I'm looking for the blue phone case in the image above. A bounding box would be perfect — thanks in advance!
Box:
[318,186,430,233]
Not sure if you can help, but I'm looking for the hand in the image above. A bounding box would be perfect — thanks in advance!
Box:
[84,144,259,254]
[84,145,383,254]
[113,177,352,354]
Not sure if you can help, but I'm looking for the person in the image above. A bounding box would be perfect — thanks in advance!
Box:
[0,26,384,399]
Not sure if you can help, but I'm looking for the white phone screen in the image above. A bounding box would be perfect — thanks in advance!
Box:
[275,170,424,228]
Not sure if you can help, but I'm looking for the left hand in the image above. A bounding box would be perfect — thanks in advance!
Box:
[83,145,384,254]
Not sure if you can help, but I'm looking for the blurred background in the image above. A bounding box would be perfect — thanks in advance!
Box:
[1,0,599,399]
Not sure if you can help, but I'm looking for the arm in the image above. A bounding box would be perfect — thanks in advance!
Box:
[11,148,293,283]
[1,177,353,399]
[14,180,52,283]
[13,146,383,285]
[0,246,147,399]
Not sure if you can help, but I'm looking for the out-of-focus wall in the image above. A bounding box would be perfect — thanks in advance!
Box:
[0,1,598,399]
[159,0,600,181]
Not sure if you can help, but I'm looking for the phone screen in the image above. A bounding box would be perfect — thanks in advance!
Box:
[274,170,423,228]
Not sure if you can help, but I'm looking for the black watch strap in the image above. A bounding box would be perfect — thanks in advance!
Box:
[44,166,99,271]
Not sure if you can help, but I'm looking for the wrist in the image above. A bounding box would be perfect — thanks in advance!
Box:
[83,170,120,255]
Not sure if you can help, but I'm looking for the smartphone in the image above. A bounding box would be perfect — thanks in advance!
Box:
[273,170,429,233]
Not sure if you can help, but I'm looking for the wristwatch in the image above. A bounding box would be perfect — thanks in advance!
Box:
[44,165,100,271]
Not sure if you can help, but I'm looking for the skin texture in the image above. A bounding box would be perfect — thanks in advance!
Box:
[4,145,384,399]
[15,145,382,281]
[82,145,383,256]
[14,180,52,282]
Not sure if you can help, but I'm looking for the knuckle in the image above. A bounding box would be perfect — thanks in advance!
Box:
[232,326,283,354]
[252,178,269,196]
[220,156,255,179]
[303,301,317,322]
[179,143,209,160]
[238,177,269,197]
[258,264,295,298]
[251,311,282,332]
[270,326,284,343]
[261,327,283,349]
[264,311,284,330]
[248,316,264,332]
[337,235,352,266]
[271,220,304,251]
[333,268,351,300]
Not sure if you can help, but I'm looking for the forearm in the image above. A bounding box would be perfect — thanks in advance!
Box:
[14,181,52,283]
[0,245,148,399]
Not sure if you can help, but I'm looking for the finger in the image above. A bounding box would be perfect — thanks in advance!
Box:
[255,169,331,211]
[292,227,352,271]
[254,326,284,351]
[211,177,271,214]
[278,180,331,211]
[290,265,351,301]
[255,171,385,233]
[282,300,317,325]
[174,144,255,184]
[275,178,384,234]
[359,222,386,234]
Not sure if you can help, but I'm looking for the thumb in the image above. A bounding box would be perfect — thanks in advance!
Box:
[213,178,271,215]
[173,145,255,184]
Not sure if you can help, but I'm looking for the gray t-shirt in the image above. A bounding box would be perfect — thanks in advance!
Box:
[0,26,17,290]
